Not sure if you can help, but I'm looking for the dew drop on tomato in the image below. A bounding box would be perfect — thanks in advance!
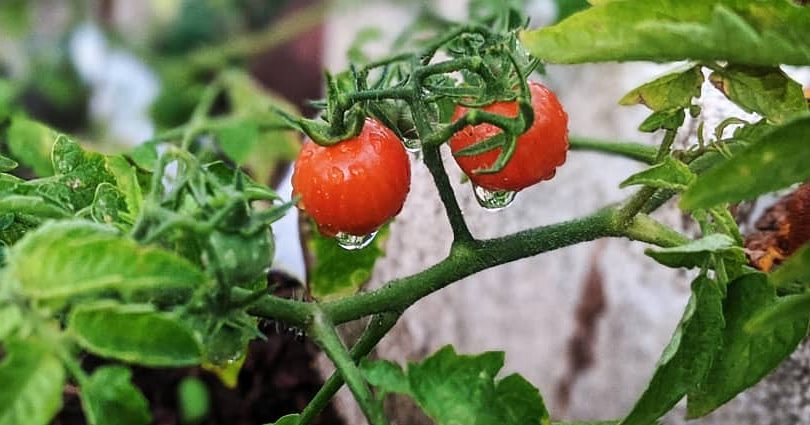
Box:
[335,230,378,250]
[472,184,516,211]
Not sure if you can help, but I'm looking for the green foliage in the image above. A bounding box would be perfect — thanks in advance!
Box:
[0,339,65,425]
[521,0,810,66]
[5,116,57,177]
[687,273,809,418]
[681,115,810,210]
[362,345,551,425]
[6,221,205,303]
[621,276,724,425]
[0,154,16,172]
[81,366,152,425]
[770,242,810,293]
[309,225,390,301]
[68,301,202,367]
[178,377,210,424]
[620,156,695,191]
[709,65,806,123]
[619,66,703,112]
[645,234,745,269]
[266,414,302,425]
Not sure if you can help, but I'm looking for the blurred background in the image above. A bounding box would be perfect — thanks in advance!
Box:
[2,1,808,425]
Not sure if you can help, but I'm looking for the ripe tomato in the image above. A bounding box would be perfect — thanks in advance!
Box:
[449,81,568,192]
[292,118,411,237]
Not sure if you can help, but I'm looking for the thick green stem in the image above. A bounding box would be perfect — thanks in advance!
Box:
[569,136,658,164]
[245,208,687,327]
[308,311,389,425]
[298,312,401,425]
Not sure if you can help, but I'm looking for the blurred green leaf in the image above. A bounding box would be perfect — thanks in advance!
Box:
[621,276,724,425]
[7,221,205,303]
[0,0,31,37]
[266,414,301,425]
[745,292,810,335]
[214,120,260,165]
[0,339,65,425]
[681,115,810,210]
[68,301,202,367]
[709,65,806,124]
[638,109,685,133]
[178,377,210,424]
[105,156,143,218]
[309,225,389,301]
[0,155,17,172]
[687,273,808,418]
[520,0,810,66]
[361,345,550,425]
[0,304,22,340]
[770,242,810,293]
[645,234,745,269]
[620,156,695,190]
[554,0,591,22]
[0,195,70,219]
[81,366,152,425]
[6,116,57,177]
[620,66,703,112]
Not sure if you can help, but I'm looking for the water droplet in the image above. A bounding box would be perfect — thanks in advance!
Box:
[335,230,378,250]
[472,184,516,211]
[349,164,365,177]
[328,167,344,184]
[403,138,422,153]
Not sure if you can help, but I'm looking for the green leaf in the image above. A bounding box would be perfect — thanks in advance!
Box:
[0,155,17,172]
[554,0,591,22]
[520,0,810,66]
[555,422,621,425]
[620,156,695,190]
[681,115,810,210]
[266,414,302,425]
[6,116,57,177]
[361,345,551,425]
[81,366,151,425]
[49,135,117,210]
[0,339,65,425]
[178,377,210,424]
[769,242,810,293]
[745,292,810,335]
[68,301,202,367]
[619,66,703,112]
[309,224,390,301]
[687,273,809,418]
[215,120,261,165]
[0,195,71,218]
[709,65,806,124]
[7,221,205,303]
[105,156,143,219]
[638,109,685,133]
[0,305,22,340]
[620,276,724,425]
[91,183,130,227]
[645,234,745,269]
[128,142,159,172]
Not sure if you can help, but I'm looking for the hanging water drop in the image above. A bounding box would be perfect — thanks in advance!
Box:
[335,230,378,250]
[403,138,422,153]
[472,184,516,211]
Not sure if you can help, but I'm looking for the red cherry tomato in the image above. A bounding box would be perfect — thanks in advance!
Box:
[292,118,411,237]
[449,81,569,192]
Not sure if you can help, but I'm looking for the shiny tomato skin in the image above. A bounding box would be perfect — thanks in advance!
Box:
[449,81,568,192]
[292,118,411,237]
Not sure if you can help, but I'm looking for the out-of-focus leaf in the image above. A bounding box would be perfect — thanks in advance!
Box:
[520,0,810,66]
[177,377,210,424]
[309,225,389,301]
[7,221,205,303]
[6,116,57,177]
[81,366,152,425]
[770,242,810,293]
[645,234,745,269]
[0,339,65,425]
[68,301,202,367]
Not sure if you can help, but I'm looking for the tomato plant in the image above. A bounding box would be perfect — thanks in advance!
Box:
[1,1,810,425]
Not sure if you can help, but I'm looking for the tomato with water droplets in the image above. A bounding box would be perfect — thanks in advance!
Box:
[449,81,569,192]
[292,118,411,237]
